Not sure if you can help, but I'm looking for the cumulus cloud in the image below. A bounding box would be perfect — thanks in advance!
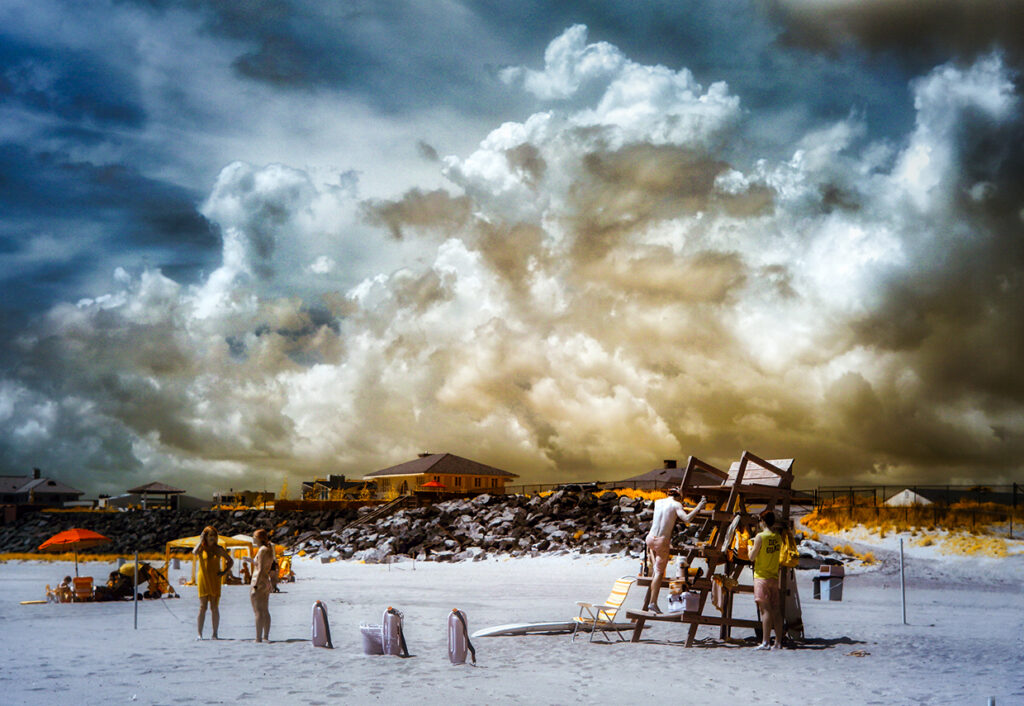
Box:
[5,26,1023,495]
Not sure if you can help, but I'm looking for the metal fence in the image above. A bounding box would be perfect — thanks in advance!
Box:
[807,483,1021,538]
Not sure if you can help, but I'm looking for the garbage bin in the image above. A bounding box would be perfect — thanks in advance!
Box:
[360,624,384,654]
[816,564,844,601]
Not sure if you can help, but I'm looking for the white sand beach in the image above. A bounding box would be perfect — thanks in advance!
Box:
[2,537,1022,705]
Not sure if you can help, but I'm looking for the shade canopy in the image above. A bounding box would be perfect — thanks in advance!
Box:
[38,528,111,577]
[164,534,254,586]
[420,481,445,488]
[38,528,111,552]
[164,534,253,552]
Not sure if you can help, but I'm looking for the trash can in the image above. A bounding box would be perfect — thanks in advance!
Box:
[360,624,384,654]
[815,564,844,601]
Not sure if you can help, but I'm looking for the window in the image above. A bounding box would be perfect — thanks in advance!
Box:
[474,477,482,488]
[434,476,440,483]
[454,477,461,487]
[491,478,498,488]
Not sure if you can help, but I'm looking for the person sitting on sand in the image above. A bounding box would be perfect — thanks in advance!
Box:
[193,526,233,640]
[249,529,274,643]
[645,489,706,613]
[748,510,784,650]
[56,575,74,602]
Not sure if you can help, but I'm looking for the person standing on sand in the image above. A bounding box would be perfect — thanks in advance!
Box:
[193,526,233,640]
[645,489,706,613]
[250,529,274,643]
[748,510,784,650]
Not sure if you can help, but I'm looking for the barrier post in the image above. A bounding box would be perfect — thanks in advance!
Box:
[133,549,139,630]
[899,538,906,625]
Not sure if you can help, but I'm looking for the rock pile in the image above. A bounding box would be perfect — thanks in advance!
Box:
[294,490,652,563]
[1,490,843,568]
[0,507,357,555]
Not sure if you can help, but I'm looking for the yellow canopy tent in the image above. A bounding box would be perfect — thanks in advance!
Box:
[164,535,254,586]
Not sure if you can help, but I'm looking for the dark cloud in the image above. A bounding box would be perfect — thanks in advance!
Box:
[569,145,732,262]
[362,188,473,240]
[0,35,145,127]
[0,144,218,318]
[767,0,1024,67]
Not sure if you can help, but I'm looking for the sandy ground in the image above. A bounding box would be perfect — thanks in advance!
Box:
[1,537,1022,706]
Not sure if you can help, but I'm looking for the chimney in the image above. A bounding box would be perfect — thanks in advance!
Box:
[33,467,41,479]
[663,460,677,469]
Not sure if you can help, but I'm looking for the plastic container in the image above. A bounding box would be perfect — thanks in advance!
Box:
[360,624,384,654]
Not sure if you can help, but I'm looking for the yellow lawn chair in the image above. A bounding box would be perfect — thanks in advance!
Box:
[72,576,94,602]
[572,576,636,643]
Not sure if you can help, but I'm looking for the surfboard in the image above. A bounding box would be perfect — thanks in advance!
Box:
[471,620,644,637]
[472,621,576,637]
[20,600,48,605]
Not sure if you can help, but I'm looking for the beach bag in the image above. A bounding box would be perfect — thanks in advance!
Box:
[382,607,410,657]
[447,609,476,665]
[779,530,800,568]
[312,600,333,648]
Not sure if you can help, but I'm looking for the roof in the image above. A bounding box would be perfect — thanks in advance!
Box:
[614,466,723,488]
[884,489,934,507]
[363,453,518,479]
[126,481,185,494]
[0,475,84,496]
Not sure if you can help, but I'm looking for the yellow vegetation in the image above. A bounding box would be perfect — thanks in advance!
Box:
[830,543,877,565]
[938,534,1009,558]
[803,500,1018,538]
[0,552,164,564]
[804,498,1022,558]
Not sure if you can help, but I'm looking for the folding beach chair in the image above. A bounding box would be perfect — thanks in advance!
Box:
[572,576,636,643]
[72,576,94,601]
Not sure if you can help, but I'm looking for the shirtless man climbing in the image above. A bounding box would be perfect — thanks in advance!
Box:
[645,489,706,613]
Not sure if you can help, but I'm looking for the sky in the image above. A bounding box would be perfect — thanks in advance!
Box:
[1,0,1023,498]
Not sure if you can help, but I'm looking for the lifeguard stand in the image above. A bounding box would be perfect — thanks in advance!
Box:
[627,451,800,647]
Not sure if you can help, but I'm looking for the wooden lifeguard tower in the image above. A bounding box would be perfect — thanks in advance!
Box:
[626,450,802,646]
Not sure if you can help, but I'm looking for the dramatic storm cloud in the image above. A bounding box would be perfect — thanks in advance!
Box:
[1,3,1022,496]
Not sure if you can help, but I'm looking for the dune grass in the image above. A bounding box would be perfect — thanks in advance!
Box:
[803,499,1021,558]
[0,552,166,564]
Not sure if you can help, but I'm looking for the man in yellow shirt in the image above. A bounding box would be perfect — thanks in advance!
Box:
[748,511,784,650]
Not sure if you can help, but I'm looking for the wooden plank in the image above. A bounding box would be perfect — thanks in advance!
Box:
[726,457,794,487]
[624,610,760,631]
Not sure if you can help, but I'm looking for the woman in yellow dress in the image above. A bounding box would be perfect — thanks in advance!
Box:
[192,526,233,640]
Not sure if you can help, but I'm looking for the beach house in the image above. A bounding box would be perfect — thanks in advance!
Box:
[0,468,84,509]
[606,459,723,491]
[363,453,518,497]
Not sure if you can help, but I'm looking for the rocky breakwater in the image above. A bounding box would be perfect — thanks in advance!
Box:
[0,508,359,556]
[295,490,653,563]
[2,490,846,568]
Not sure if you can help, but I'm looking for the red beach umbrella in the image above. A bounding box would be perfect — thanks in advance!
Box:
[421,481,445,489]
[38,528,111,577]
